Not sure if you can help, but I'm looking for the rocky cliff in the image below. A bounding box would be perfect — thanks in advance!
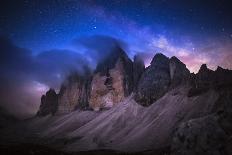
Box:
[169,56,190,88]
[135,53,171,105]
[133,55,145,90]
[37,89,58,116]
[170,64,232,155]
[57,68,92,114]
[188,64,232,97]
[37,51,232,114]
[37,47,134,114]
[172,84,232,155]
[135,53,191,106]
[89,47,133,110]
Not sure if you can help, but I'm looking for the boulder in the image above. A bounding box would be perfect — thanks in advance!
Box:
[37,89,58,116]
[171,115,227,155]
[89,47,133,110]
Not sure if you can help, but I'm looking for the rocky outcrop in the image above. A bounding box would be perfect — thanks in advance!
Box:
[195,64,232,88]
[217,88,232,155]
[172,84,232,155]
[188,64,232,97]
[134,57,232,102]
[37,89,58,116]
[135,53,190,106]
[135,53,171,106]
[133,55,145,91]
[214,66,232,86]
[195,64,215,88]
[89,47,133,110]
[217,89,232,136]
[57,69,92,114]
[171,115,227,155]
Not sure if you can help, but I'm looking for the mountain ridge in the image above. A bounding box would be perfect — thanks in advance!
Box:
[19,50,232,155]
[37,50,232,114]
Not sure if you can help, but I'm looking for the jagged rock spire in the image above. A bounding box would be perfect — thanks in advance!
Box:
[89,47,133,110]
[135,53,171,106]
[135,53,191,106]
[37,88,58,116]
[133,54,145,91]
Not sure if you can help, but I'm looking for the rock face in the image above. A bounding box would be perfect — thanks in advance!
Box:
[57,70,92,114]
[133,55,145,91]
[169,56,190,88]
[172,78,232,155]
[214,66,232,86]
[37,89,58,116]
[195,64,215,88]
[135,54,192,106]
[188,64,232,97]
[37,52,231,113]
[195,64,232,88]
[37,52,193,113]
[135,54,171,105]
[217,88,232,136]
[172,87,232,154]
[89,47,133,110]
[135,54,232,105]
[171,115,227,155]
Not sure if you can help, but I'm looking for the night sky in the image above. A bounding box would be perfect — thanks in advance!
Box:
[1,0,232,118]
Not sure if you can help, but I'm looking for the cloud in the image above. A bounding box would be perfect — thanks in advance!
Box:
[0,36,88,119]
[35,49,88,88]
[72,35,129,65]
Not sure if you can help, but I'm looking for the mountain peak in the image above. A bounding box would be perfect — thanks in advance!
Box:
[95,46,129,74]
[133,54,145,90]
[135,53,171,105]
[46,88,56,96]
[170,56,182,64]
[37,88,58,116]
[89,46,133,110]
[198,64,210,73]
[150,53,169,65]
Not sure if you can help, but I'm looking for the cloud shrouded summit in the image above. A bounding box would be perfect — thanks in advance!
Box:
[0,35,128,118]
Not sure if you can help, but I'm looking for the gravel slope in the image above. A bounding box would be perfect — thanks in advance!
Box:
[22,86,219,153]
